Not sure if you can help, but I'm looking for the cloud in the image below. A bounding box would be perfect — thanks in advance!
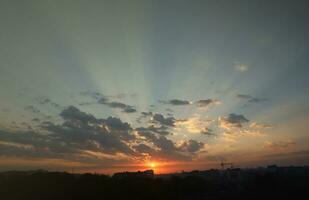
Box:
[24,105,40,113]
[179,140,204,153]
[154,136,177,152]
[250,122,273,129]
[35,96,62,109]
[1,105,209,164]
[219,113,249,129]
[201,127,215,136]
[133,143,156,154]
[123,106,137,113]
[135,130,189,160]
[80,90,104,100]
[234,63,248,72]
[42,106,137,155]
[60,106,97,123]
[264,150,309,159]
[80,91,137,113]
[264,140,295,150]
[175,116,214,134]
[137,112,175,126]
[0,140,34,150]
[136,125,170,136]
[98,99,137,113]
[159,99,191,106]
[236,94,268,103]
[195,99,220,108]
[135,125,204,160]
[152,113,176,127]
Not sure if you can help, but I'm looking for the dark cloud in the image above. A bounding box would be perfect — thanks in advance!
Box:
[60,106,97,123]
[135,127,203,160]
[195,99,220,107]
[43,106,136,154]
[81,91,137,113]
[152,113,176,127]
[236,94,268,103]
[0,129,77,158]
[1,105,207,163]
[133,144,156,154]
[220,113,249,129]
[154,136,177,152]
[104,117,132,132]
[106,101,127,109]
[180,140,204,153]
[98,99,137,113]
[141,111,153,116]
[123,106,137,113]
[160,99,191,106]
[136,125,170,136]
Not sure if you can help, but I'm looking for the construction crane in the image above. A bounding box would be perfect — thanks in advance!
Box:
[220,162,234,170]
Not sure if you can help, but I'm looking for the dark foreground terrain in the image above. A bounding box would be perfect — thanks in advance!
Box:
[1,166,308,200]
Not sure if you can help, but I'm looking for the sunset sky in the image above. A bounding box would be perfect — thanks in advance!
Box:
[0,0,309,174]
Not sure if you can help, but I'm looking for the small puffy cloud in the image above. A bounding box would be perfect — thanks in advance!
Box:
[195,99,220,108]
[98,99,137,113]
[123,106,137,113]
[152,113,176,127]
[159,99,191,106]
[219,113,249,129]
[60,106,97,123]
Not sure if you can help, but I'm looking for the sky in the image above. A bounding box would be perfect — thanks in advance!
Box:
[0,0,309,174]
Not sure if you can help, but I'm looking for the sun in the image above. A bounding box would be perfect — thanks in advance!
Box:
[150,162,156,168]
[146,161,157,169]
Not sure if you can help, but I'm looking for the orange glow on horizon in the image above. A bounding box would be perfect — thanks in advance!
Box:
[146,161,158,169]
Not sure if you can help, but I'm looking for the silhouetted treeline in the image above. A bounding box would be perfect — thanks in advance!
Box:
[0,166,308,200]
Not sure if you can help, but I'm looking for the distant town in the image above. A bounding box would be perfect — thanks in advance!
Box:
[1,165,308,199]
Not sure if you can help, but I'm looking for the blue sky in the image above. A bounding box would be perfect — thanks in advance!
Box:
[0,0,308,173]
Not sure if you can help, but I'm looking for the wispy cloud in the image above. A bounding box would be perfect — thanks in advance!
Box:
[236,94,268,103]
[234,63,248,72]
[264,140,295,150]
